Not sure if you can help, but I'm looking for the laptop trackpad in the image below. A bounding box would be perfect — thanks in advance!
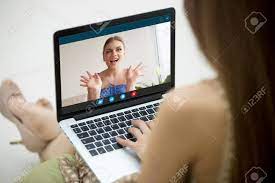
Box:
[88,148,141,183]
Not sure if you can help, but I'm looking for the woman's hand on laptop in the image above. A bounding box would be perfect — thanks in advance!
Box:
[116,119,153,161]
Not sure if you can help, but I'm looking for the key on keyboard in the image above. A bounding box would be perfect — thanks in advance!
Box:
[97,147,106,154]
[73,128,81,133]
[81,137,95,144]
[77,132,89,139]
[85,143,96,150]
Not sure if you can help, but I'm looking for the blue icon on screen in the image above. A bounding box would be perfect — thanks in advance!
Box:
[120,93,126,100]
[96,98,104,105]
[109,96,115,103]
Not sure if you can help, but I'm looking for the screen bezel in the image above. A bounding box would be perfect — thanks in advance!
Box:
[54,7,175,121]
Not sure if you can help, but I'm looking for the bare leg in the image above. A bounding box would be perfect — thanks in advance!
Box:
[8,96,61,141]
[0,80,47,152]
[36,98,54,110]
[34,98,76,160]
[0,80,75,161]
[9,96,76,161]
[39,133,75,161]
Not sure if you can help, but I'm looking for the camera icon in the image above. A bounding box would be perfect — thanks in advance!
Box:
[245,166,267,183]
[167,93,187,112]
[241,104,250,115]
[245,11,267,34]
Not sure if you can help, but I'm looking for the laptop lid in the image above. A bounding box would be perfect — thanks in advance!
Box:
[54,8,175,121]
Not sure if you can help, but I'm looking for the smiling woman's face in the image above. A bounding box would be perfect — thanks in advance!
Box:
[103,40,125,69]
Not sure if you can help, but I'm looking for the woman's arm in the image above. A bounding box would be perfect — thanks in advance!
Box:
[137,98,198,183]
[87,88,101,101]
[138,84,228,183]
[117,83,228,182]
[126,82,136,92]
[117,91,200,182]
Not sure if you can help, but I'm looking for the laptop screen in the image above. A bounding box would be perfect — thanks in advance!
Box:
[54,8,175,119]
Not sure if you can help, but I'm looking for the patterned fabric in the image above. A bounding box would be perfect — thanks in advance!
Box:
[100,84,127,98]
[59,153,138,183]
[59,153,98,183]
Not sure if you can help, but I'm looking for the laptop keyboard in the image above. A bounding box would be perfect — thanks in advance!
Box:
[70,102,160,156]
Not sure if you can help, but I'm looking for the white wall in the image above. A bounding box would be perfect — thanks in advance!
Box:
[0,0,216,90]
[155,23,171,82]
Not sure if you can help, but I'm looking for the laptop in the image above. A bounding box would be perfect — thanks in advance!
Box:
[53,7,175,183]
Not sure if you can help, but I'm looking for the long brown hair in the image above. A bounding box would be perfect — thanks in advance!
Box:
[185,0,274,182]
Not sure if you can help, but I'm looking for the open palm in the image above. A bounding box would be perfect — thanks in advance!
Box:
[126,62,144,84]
[80,71,102,91]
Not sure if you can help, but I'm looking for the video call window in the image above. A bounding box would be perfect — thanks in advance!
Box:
[59,19,171,107]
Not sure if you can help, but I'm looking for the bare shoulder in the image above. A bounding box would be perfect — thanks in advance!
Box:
[156,79,230,154]
[98,70,109,87]
[160,79,228,118]
[98,70,106,78]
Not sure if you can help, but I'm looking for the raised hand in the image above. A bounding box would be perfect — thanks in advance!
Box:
[126,62,144,85]
[80,71,102,91]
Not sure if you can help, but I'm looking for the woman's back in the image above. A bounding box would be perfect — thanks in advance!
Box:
[139,79,234,183]
[183,80,234,183]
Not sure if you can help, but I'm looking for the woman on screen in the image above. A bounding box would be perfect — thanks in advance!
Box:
[80,36,144,101]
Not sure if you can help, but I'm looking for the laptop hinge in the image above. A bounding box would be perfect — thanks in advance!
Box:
[73,93,163,121]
